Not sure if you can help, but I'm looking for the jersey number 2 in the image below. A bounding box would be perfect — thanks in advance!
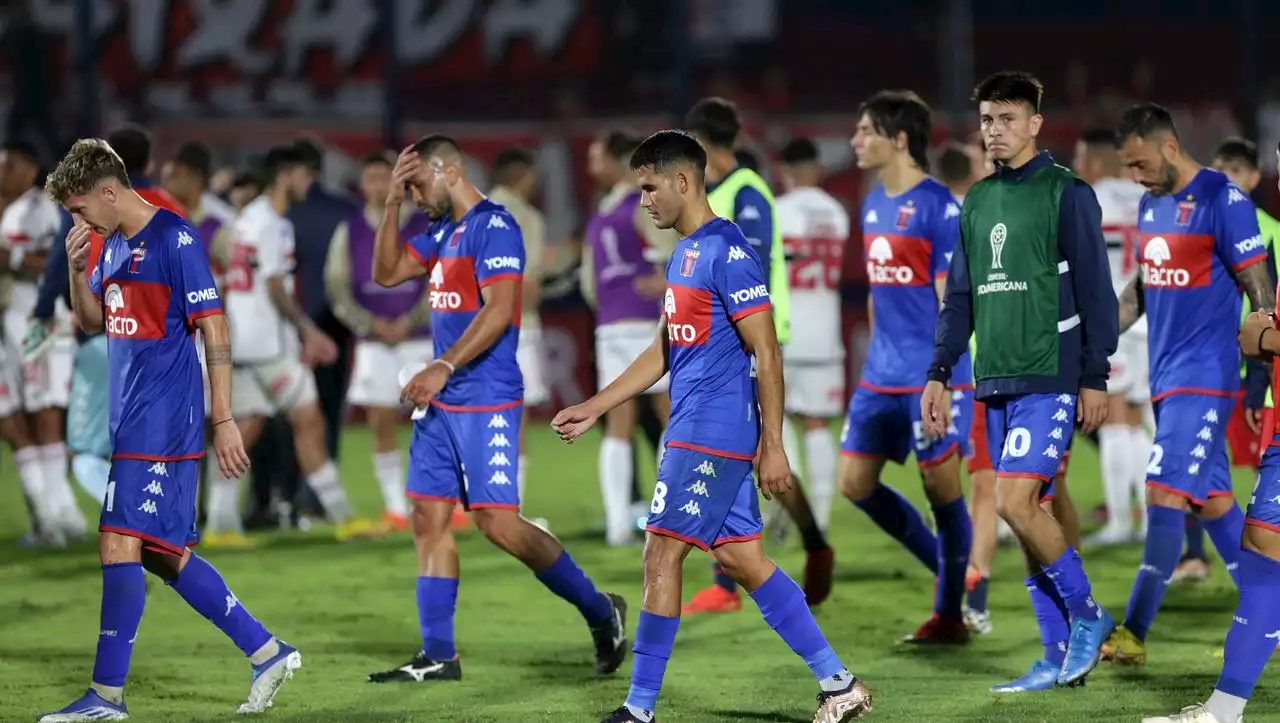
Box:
[224,244,257,293]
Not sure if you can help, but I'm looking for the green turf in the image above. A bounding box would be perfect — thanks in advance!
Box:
[1,425,1274,722]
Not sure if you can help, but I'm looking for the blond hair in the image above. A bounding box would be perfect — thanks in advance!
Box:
[44,139,131,204]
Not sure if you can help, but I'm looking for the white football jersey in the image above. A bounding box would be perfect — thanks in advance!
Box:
[1093,176,1146,337]
[225,195,296,363]
[778,187,850,363]
[0,187,63,315]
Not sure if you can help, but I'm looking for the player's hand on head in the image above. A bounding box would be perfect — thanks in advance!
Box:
[1077,387,1108,434]
[1239,310,1278,357]
[388,148,420,205]
[920,380,952,438]
[756,444,792,500]
[213,421,251,479]
[550,403,599,443]
[66,223,93,272]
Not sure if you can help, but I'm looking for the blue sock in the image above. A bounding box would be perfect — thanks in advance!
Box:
[712,562,738,593]
[749,567,846,680]
[626,611,680,714]
[535,551,612,625]
[932,498,972,620]
[1185,513,1208,559]
[1123,505,1185,640]
[170,554,272,657]
[967,576,990,614]
[854,484,939,574]
[1204,505,1245,588]
[1027,570,1069,666]
[1217,549,1280,699]
[91,563,146,688]
[416,576,458,660]
[1044,546,1102,622]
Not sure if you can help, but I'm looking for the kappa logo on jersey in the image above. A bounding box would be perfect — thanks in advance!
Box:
[488,470,511,485]
[186,287,219,304]
[687,481,709,497]
[740,205,761,221]
[944,202,960,219]
[695,460,717,477]
[729,284,769,305]
[1141,235,1211,288]
[483,256,521,271]
[488,433,511,448]
[487,415,510,429]
[727,245,748,262]
[1228,187,1248,204]
[177,231,194,247]
[864,209,878,224]
[148,462,168,476]
[864,234,929,286]
[487,215,509,229]
[1144,208,1155,222]
[488,451,511,466]
[144,480,164,496]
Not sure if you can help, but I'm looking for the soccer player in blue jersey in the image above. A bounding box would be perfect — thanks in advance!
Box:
[554,130,870,723]
[1104,104,1275,668]
[842,90,974,644]
[366,135,627,683]
[37,139,300,721]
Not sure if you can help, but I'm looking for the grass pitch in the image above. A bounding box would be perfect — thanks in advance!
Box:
[1,424,1274,722]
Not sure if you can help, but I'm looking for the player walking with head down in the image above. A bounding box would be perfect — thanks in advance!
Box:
[554,130,870,723]
[922,71,1119,692]
[367,135,628,684]
[38,139,299,722]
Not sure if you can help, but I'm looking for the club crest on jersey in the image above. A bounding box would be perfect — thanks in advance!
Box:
[895,203,916,229]
[129,246,146,273]
[449,225,466,248]
[680,248,700,277]
[1176,198,1196,226]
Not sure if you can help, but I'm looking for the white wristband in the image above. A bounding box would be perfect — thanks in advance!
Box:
[9,247,24,271]
[431,359,456,374]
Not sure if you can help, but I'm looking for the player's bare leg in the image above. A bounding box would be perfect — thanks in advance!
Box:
[1050,471,1082,551]
[602,398,642,546]
[288,401,383,539]
[965,467,997,634]
[204,415,264,548]
[1,410,61,545]
[367,405,410,530]
[996,475,1112,686]
[471,506,628,673]
[34,405,87,538]
[1107,485,1244,666]
[899,451,972,644]
[41,530,298,721]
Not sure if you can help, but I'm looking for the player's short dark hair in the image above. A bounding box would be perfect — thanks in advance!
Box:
[1117,103,1180,142]
[44,138,131,204]
[411,134,463,160]
[233,169,261,190]
[858,90,933,172]
[1079,128,1118,150]
[1214,137,1259,169]
[972,71,1044,114]
[780,138,819,165]
[599,130,642,161]
[173,141,212,181]
[292,138,324,173]
[1,139,40,167]
[685,97,742,149]
[361,152,393,169]
[262,144,305,185]
[105,124,151,176]
[935,143,972,185]
[629,130,707,182]
[734,148,761,173]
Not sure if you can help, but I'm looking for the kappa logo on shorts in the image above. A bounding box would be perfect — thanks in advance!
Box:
[487,415,509,429]
[1197,426,1214,441]
[225,591,239,617]
[147,462,167,477]
[489,452,511,466]
[687,481,709,497]
[144,480,164,496]
[1189,462,1201,475]
[488,433,511,448]
[1043,444,1060,460]
[1050,427,1064,440]
[1204,409,1220,424]
[1056,394,1073,404]
[489,471,512,485]
[1191,445,1207,459]
[138,500,158,515]
[694,460,717,477]
[1052,408,1070,422]
[679,500,701,517]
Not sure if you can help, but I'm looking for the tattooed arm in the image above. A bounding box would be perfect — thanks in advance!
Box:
[1235,260,1277,314]
[194,314,234,423]
[1117,274,1145,334]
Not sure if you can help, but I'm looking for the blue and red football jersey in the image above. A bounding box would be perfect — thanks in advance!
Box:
[860,178,972,392]
[1137,169,1265,400]
[87,209,222,460]
[406,199,524,409]
[663,218,771,461]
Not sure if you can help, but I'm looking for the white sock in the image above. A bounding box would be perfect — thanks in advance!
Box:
[624,705,654,722]
[71,454,111,503]
[306,460,351,523]
[248,637,281,666]
[373,451,407,517]
[1098,425,1133,534]
[1206,689,1247,722]
[15,446,56,529]
[819,668,854,692]
[40,443,85,530]
[205,451,243,534]
[518,454,529,505]
[804,427,838,531]
[1130,424,1152,524]
[600,437,634,545]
